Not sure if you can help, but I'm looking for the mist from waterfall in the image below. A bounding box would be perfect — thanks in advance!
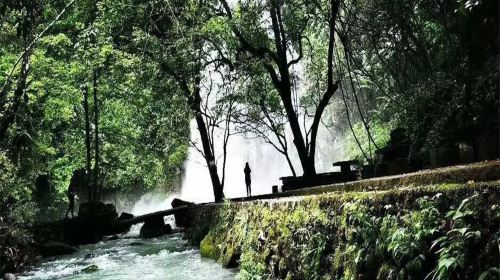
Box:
[179,117,346,203]
[122,119,347,215]
[129,192,178,216]
[178,58,349,203]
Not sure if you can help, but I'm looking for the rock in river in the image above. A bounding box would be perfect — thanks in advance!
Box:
[118,212,134,221]
[103,234,119,241]
[81,264,99,273]
[171,198,195,228]
[3,273,16,280]
[84,253,95,259]
[40,241,77,257]
[139,216,172,238]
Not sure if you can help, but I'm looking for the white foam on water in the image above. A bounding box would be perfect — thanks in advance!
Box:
[126,192,178,230]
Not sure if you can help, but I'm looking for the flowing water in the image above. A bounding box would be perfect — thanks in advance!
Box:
[19,192,237,280]
[18,231,237,280]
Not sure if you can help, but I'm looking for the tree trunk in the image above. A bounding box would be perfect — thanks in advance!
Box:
[82,86,93,202]
[307,0,340,170]
[284,152,297,177]
[159,60,225,202]
[192,88,224,202]
[280,90,316,176]
[220,0,316,176]
[270,5,316,177]
[92,70,100,201]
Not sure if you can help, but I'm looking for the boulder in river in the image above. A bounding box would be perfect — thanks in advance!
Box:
[40,241,77,257]
[171,198,195,208]
[3,273,16,280]
[118,212,134,221]
[171,198,194,227]
[139,216,172,238]
[113,212,134,233]
[220,244,241,269]
[84,253,95,259]
[103,234,119,241]
[81,264,99,273]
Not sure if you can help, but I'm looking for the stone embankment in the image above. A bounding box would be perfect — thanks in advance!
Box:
[182,161,500,280]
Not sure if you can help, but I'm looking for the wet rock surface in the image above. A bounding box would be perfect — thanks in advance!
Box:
[118,212,134,221]
[40,241,76,257]
[3,273,16,280]
[34,202,130,250]
[81,264,99,274]
[102,234,119,241]
[171,198,195,228]
[139,216,172,238]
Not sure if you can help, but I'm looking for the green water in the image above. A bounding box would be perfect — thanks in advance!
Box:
[18,233,237,280]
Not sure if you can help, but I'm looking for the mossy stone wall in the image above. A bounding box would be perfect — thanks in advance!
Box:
[186,182,500,280]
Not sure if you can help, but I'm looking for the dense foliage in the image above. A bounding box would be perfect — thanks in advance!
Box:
[1,1,191,199]
[1,0,497,207]
[338,0,499,163]
[0,0,497,275]
[0,152,35,273]
[1,1,190,272]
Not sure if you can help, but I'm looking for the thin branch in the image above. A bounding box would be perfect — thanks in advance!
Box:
[1,0,76,95]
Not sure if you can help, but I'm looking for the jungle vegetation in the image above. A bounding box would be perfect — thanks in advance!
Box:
[0,0,498,274]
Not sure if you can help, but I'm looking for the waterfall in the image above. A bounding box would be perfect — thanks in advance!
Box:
[175,30,352,202]
[179,118,345,203]
[125,192,178,232]
[129,192,178,216]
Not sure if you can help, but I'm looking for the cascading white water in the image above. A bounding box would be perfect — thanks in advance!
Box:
[130,192,179,216]
[180,121,293,202]
[177,56,350,202]
[125,192,179,235]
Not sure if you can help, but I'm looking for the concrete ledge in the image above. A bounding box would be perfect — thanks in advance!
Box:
[230,160,500,202]
[180,160,500,246]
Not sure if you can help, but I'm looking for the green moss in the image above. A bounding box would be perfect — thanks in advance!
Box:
[377,263,397,279]
[220,241,240,268]
[199,233,220,260]
[187,181,500,279]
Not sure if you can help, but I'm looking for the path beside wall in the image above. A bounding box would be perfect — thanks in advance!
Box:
[182,161,500,280]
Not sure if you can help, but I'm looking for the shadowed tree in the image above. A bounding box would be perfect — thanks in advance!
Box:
[218,0,341,176]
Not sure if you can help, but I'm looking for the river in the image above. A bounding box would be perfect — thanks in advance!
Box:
[18,230,237,280]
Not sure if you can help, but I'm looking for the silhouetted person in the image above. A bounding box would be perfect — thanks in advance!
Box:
[65,181,78,219]
[244,162,252,197]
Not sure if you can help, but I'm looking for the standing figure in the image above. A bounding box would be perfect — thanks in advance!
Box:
[244,162,252,197]
[65,180,78,219]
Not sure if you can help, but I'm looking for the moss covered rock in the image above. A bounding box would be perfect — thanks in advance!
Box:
[220,242,241,268]
[200,234,220,260]
[81,264,98,273]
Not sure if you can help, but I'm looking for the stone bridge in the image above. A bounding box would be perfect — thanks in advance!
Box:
[117,205,190,228]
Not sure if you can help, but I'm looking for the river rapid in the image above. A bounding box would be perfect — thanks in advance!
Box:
[18,230,237,280]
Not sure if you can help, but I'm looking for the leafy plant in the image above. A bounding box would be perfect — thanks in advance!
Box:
[427,193,481,279]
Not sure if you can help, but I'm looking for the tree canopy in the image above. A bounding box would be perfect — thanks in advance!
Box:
[0,0,497,205]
